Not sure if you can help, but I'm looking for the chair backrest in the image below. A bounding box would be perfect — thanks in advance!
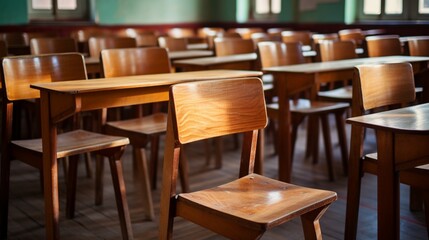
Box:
[197,27,224,38]
[281,31,312,46]
[117,28,156,38]
[258,41,305,68]
[30,37,78,55]
[0,32,26,46]
[407,36,429,56]
[311,33,339,45]
[352,62,416,116]
[2,53,87,102]
[319,40,357,62]
[101,47,171,78]
[227,28,264,39]
[135,34,158,47]
[23,32,58,46]
[250,32,274,46]
[214,38,255,56]
[338,28,364,45]
[167,28,195,38]
[72,28,115,43]
[169,77,267,145]
[0,40,7,58]
[88,37,136,58]
[157,36,188,52]
[365,35,402,57]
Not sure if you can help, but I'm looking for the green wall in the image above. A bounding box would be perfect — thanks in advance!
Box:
[0,0,28,25]
[0,0,348,26]
[94,0,236,24]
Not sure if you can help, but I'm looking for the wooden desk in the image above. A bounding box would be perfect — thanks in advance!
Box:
[346,103,429,240]
[168,50,213,60]
[187,43,209,50]
[30,69,262,240]
[263,56,429,182]
[173,51,317,72]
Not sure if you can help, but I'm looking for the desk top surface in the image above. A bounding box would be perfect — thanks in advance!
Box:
[31,69,262,94]
[347,103,429,133]
[264,56,429,74]
[168,50,213,60]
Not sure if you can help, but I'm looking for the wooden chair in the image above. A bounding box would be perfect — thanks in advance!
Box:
[316,40,357,103]
[207,32,242,50]
[23,32,58,46]
[159,77,337,239]
[88,37,136,58]
[258,41,349,181]
[311,33,339,45]
[267,28,291,41]
[135,33,158,47]
[338,29,365,47]
[407,36,429,56]
[214,38,255,56]
[166,27,195,38]
[366,35,402,57]
[71,28,116,54]
[227,27,264,39]
[29,37,78,54]
[281,30,313,47]
[0,53,133,239]
[197,27,224,38]
[157,36,188,52]
[117,28,157,38]
[345,62,429,239]
[0,32,29,55]
[0,39,7,58]
[99,47,171,219]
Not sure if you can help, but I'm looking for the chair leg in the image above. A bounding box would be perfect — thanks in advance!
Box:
[108,152,134,240]
[335,111,348,176]
[150,135,160,190]
[214,137,223,169]
[134,148,155,220]
[0,155,11,240]
[320,114,334,181]
[301,205,330,240]
[84,153,93,178]
[66,155,79,219]
[95,155,104,206]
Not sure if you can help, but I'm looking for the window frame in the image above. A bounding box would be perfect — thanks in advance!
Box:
[28,0,90,21]
[251,0,281,21]
[357,0,429,21]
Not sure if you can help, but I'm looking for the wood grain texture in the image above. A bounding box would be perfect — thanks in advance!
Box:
[366,35,402,57]
[30,37,78,55]
[214,38,255,56]
[88,37,136,58]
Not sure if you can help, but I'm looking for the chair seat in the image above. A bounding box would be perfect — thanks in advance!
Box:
[177,173,337,231]
[12,129,130,159]
[267,99,349,116]
[317,86,352,102]
[105,112,167,136]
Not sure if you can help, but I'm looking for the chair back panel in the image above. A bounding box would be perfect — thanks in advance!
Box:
[366,35,402,57]
[311,33,339,45]
[354,62,415,113]
[2,53,87,101]
[30,37,77,55]
[88,37,136,58]
[407,37,429,56]
[0,40,7,58]
[0,32,26,46]
[170,78,267,144]
[258,41,305,68]
[101,47,171,78]
[214,38,255,56]
[167,28,195,38]
[158,37,188,52]
[319,40,357,62]
[135,34,158,47]
[281,31,312,46]
[23,32,58,46]
[338,29,364,45]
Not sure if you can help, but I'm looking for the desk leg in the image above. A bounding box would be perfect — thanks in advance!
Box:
[40,91,60,240]
[277,79,292,182]
[376,130,400,240]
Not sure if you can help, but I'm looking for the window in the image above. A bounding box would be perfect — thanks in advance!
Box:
[28,0,89,21]
[253,0,281,20]
[359,0,429,20]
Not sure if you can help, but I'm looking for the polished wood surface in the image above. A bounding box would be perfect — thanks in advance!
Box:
[158,36,188,52]
[30,37,78,55]
[263,55,429,182]
[88,37,136,58]
[281,31,313,46]
[168,50,213,60]
[30,69,262,239]
[214,38,254,56]
[1,53,132,240]
[366,35,402,57]
[408,36,429,56]
[160,77,337,239]
[346,62,429,240]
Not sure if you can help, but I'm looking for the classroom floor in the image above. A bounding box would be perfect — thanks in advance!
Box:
[5,116,427,239]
